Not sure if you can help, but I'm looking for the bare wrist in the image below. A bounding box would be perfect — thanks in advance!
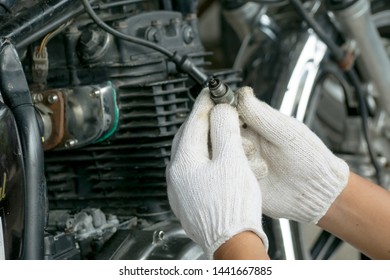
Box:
[214,231,270,260]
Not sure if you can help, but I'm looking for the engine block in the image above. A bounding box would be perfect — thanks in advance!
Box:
[22,4,241,258]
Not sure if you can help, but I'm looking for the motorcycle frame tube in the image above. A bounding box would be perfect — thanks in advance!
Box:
[222,2,264,41]
[331,0,390,116]
[279,32,328,122]
[272,32,328,260]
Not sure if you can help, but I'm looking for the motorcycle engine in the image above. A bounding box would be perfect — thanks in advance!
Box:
[17,1,241,259]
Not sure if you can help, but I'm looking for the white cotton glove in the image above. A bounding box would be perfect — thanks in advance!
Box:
[237,87,350,224]
[166,89,268,259]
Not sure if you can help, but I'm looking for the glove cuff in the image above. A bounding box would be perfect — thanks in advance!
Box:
[298,157,350,224]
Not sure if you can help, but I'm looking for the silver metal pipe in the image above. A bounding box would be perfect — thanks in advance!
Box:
[222,2,263,41]
[279,32,328,121]
[332,0,390,115]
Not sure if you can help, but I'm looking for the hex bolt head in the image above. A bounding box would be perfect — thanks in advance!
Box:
[65,139,78,148]
[153,230,165,243]
[146,27,162,43]
[183,26,194,44]
[32,93,44,103]
[47,94,59,104]
[80,30,100,50]
[91,89,101,97]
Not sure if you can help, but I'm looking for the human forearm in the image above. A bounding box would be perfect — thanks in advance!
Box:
[317,171,390,259]
[213,231,270,260]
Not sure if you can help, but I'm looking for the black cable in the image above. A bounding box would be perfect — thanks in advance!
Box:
[16,6,84,50]
[317,62,355,112]
[310,231,331,259]
[323,237,342,259]
[346,69,383,185]
[0,3,11,13]
[81,0,174,57]
[310,230,342,260]
[81,0,208,86]
[289,0,344,61]
[289,0,383,185]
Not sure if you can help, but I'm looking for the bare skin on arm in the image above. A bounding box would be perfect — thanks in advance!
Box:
[214,231,270,260]
[317,171,390,260]
[215,172,390,260]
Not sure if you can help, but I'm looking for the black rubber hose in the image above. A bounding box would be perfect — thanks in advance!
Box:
[0,0,14,14]
[0,39,46,259]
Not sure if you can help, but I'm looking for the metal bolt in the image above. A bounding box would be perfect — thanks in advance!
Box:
[91,89,101,97]
[146,27,161,43]
[80,30,100,49]
[32,93,44,103]
[47,94,59,104]
[65,139,78,148]
[183,26,194,44]
[176,112,187,118]
[152,230,165,244]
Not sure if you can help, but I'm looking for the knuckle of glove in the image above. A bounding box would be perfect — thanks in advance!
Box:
[236,86,255,102]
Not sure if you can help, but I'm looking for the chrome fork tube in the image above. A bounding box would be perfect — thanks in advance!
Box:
[329,0,390,115]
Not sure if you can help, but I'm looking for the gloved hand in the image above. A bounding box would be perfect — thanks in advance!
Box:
[236,87,350,224]
[166,89,268,259]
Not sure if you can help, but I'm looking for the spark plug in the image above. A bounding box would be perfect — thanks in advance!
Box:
[208,77,238,107]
